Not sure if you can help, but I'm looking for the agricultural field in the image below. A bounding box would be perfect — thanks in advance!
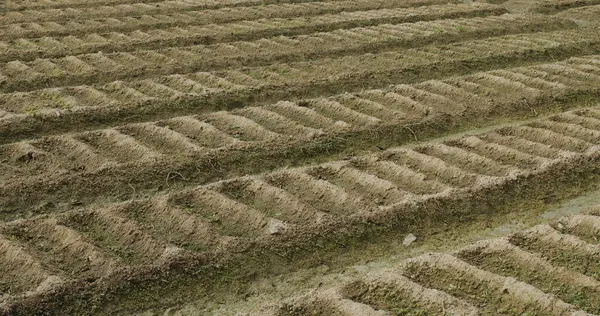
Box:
[260,207,600,315]
[0,0,600,314]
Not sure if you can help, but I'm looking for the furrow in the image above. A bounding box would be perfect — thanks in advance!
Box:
[3,28,600,139]
[112,198,235,253]
[358,90,433,118]
[456,238,600,313]
[556,4,600,26]
[324,298,391,316]
[414,143,520,177]
[402,253,584,315]
[307,98,381,126]
[3,0,600,312]
[479,132,577,160]
[264,170,371,216]
[410,79,487,107]
[274,213,600,315]
[533,0,600,13]
[0,141,53,181]
[153,74,220,95]
[449,135,551,170]
[390,83,467,114]
[3,0,166,11]
[385,148,500,188]
[462,72,542,100]
[305,163,415,206]
[5,0,402,12]
[73,129,160,164]
[264,101,341,131]
[4,13,572,93]
[328,301,391,315]
[508,225,600,280]
[203,111,283,142]
[115,123,205,156]
[0,3,505,41]
[1,0,460,25]
[217,178,328,225]
[581,108,600,121]
[556,214,600,245]
[62,209,168,265]
[569,62,600,78]
[182,72,246,92]
[0,234,53,296]
[571,55,600,68]
[159,116,241,149]
[279,289,393,316]
[3,55,600,215]
[339,272,480,315]
[330,94,407,121]
[95,81,155,104]
[498,125,593,153]
[349,156,452,195]
[4,106,600,312]
[532,63,600,88]
[423,79,490,107]
[234,107,321,138]
[32,136,114,172]
[170,187,282,239]
[512,67,589,89]
[533,118,600,145]
[3,218,120,281]
[486,68,569,90]
[7,11,558,88]
[129,79,185,99]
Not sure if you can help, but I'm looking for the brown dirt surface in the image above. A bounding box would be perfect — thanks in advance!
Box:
[260,208,600,315]
[1,0,600,314]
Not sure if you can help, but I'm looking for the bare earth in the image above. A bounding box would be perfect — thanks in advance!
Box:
[0,0,599,314]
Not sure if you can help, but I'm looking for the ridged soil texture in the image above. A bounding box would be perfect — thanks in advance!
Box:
[1,0,600,313]
[273,211,600,315]
[4,103,600,313]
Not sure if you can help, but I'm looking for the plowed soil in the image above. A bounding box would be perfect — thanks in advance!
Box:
[259,207,600,315]
[1,0,600,314]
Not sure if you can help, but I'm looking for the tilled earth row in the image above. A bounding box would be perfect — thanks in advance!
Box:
[3,105,600,313]
[260,208,600,315]
[1,0,600,314]
[3,54,600,219]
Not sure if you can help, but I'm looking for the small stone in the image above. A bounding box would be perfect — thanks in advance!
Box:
[269,221,287,235]
[403,233,417,246]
